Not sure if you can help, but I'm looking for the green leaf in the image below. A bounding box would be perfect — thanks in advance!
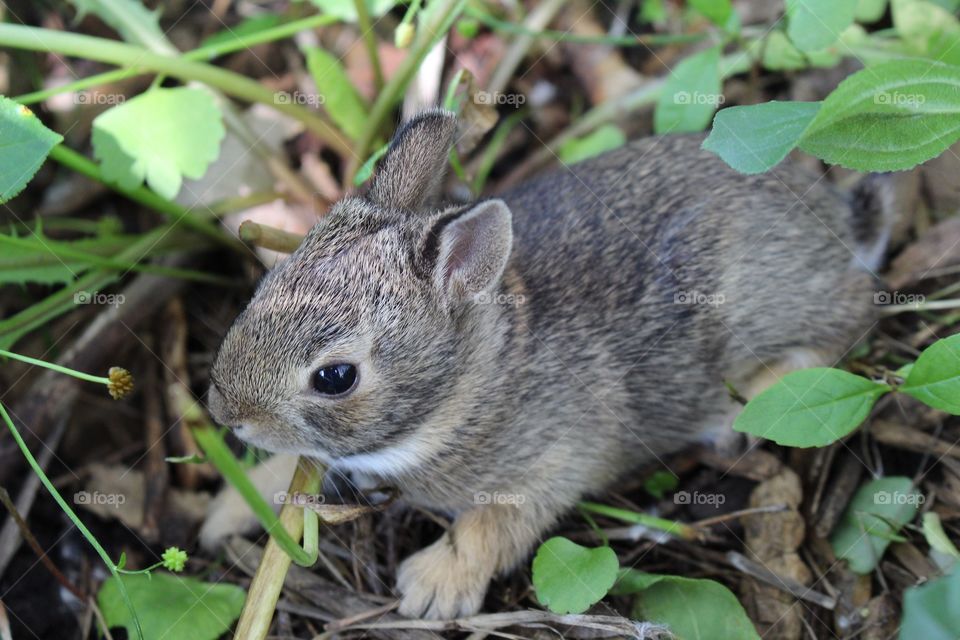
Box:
[901,334,960,414]
[305,48,368,142]
[798,59,960,172]
[900,568,960,640]
[830,476,921,574]
[0,231,171,285]
[857,0,889,22]
[644,470,679,499]
[688,0,733,26]
[733,368,889,447]
[702,101,821,174]
[69,0,170,50]
[892,0,960,65]
[558,125,627,164]
[92,87,225,199]
[307,0,398,22]
[751,31,842,70]
[353,142,389,186]
[532,537,619,614]
[614,570,761,640]
[640,0,667,23]
[786,0,858,51]
[922,512,960,560]
[98,573,245,640]
[0,98,62,204]
[654,45,722,134]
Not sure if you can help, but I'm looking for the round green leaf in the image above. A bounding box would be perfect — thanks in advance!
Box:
[92,87,225,199]
[532,537,619,614]
[900,567,960,640]
[702,101,822,174]
[830,476,921,574]
[901,334,960,414]
[98,573,246,640]
[733,368,889,447]
[614,570,761,640]
[799,59,960,172]
[0,97,62,204]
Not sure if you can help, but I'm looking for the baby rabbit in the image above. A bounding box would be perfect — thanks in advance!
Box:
[205,109,884,619]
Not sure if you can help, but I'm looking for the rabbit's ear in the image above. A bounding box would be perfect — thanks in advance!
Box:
[427,199,513,305]
[368,109,457,211]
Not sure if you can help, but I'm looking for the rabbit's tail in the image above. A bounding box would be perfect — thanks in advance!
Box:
[848,173,901,273]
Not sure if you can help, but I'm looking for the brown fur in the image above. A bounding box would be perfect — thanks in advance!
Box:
[204,110,882,619]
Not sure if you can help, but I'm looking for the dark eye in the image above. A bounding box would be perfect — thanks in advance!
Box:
[312,364,358,396]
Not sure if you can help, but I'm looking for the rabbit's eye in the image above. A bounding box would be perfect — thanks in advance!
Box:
[312,364,358,396]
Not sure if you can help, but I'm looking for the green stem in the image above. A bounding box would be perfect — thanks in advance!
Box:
[0,234,230,284]
[0,23,352,156]
[14,14,340,105]
[47,145,241,252]
[192,426,320,566]
[0,402,143,639]
[579,501,701,541]
[0,225,166,343]
[347,0,467,183]
[0,348,108,384]
[354,0,385,93]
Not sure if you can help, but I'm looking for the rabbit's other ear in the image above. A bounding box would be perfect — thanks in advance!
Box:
[368,109,458,211]
[427,199,513,306]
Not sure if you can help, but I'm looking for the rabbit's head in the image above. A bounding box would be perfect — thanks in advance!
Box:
[208,111,513,476]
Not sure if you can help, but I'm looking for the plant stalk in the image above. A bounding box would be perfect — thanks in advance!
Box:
[232,459,321,640]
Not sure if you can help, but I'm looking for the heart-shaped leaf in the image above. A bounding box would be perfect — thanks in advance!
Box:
[901,334,960,414]
[92,87,225,199]
[98,573,245,640]
[613,570,760,640]
[702,101,822,173]
[830,476,921,574]
[0,97,62,203]
[532,537,618,614]
[733,368,889,447]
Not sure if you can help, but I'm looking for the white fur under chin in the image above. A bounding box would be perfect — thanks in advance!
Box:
[331,435,434,479]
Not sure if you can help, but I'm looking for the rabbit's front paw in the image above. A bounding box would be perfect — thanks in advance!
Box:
[396,534,492,619]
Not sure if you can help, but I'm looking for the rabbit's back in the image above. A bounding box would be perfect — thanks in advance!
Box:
[499,135,875,450]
